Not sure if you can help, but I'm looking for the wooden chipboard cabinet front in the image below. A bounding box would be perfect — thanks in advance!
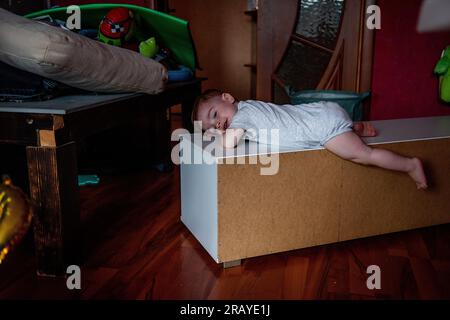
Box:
[216,138,450,263]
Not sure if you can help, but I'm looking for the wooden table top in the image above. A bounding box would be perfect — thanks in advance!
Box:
[0,78,204,115]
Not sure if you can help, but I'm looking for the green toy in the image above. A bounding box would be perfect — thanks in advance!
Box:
[139,37,158,58]
[434,46,450,103]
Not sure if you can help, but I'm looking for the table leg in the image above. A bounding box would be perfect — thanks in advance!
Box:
[147,106,172,168]
[26,142,80,277]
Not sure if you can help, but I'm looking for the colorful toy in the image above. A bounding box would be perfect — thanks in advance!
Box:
[153,47,180,70]
[98,7,135,47]
[139,37,158,58]
[0,176,33,264]
[152,47,193,82]
[168,65,193,82]
[434,46,450,103]
[27,4,198,72]
[28,5,196,83]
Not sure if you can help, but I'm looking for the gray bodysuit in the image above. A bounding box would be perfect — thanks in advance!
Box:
[228,100,353,149]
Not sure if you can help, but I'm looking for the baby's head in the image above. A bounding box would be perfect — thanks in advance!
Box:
[191,89,238,131]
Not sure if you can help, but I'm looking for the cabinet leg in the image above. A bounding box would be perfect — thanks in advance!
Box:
[223,259,242,269]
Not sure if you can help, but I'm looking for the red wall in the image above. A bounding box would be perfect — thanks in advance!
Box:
[370,0,450,120]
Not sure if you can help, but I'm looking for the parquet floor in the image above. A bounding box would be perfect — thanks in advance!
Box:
[0,114,449,300]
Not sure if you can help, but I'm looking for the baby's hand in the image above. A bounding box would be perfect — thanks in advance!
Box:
[204,128,225,139]
[204,128,244,149]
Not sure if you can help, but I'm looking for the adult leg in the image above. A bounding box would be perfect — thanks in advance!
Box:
[324,131,427,189]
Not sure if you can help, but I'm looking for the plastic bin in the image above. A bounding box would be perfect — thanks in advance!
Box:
[286,86,370,121]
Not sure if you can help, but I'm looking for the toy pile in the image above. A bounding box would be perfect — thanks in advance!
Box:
[33,7,193,83]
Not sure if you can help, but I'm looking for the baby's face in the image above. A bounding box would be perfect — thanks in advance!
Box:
[197,93,237,131]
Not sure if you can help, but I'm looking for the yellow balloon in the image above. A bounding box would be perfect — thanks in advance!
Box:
[0,176,33,264]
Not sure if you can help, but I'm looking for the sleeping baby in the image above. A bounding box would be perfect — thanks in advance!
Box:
[191,89,427,190]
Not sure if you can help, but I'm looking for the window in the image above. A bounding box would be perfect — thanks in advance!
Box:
[273,0,345,103]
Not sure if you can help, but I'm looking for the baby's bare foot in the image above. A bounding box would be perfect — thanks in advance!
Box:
[353,122,377,137]
[408,158,428,190]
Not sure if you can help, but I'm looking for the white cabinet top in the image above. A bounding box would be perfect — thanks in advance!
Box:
[181,116,450,159]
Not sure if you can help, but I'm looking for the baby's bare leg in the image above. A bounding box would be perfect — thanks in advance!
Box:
[324,131,427,189]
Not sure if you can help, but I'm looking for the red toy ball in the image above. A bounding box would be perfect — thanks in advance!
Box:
[99,7,133,40]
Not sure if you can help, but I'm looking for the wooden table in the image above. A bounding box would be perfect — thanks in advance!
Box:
[0,79,202,277]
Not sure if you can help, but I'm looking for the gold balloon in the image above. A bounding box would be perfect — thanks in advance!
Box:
[0,176,33,264]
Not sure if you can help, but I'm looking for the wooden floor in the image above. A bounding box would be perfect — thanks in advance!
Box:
[1,115,450,300]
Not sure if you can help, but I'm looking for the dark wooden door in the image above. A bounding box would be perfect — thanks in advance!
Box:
[257,0,376,110]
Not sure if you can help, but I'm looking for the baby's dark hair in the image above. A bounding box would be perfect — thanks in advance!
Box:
[191,89,223,124]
